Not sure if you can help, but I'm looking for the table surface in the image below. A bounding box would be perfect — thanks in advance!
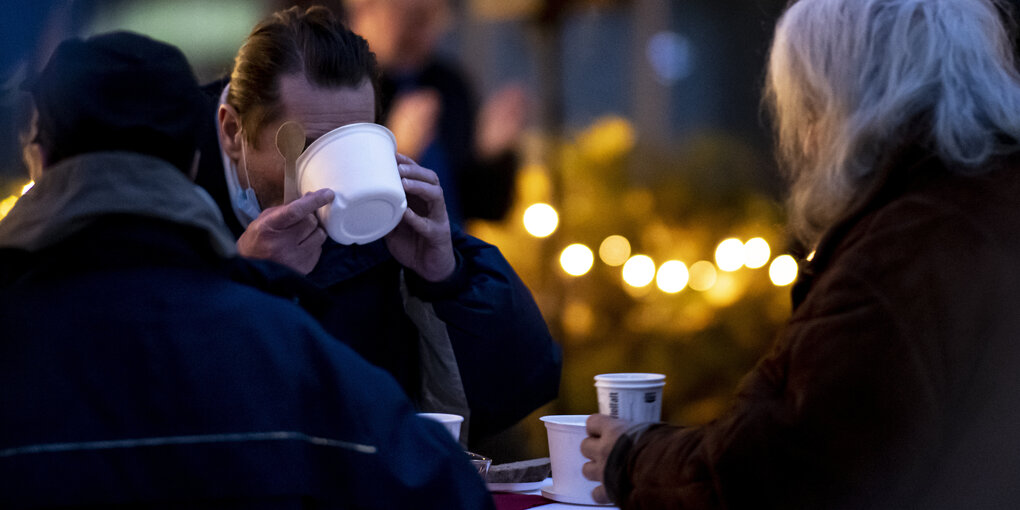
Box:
[495,478,620,509]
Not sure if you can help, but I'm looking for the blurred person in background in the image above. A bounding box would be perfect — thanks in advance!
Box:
[0,31,492,509]
[582,0,1020,508]
[344,0,527,226]
[194,6,560,448]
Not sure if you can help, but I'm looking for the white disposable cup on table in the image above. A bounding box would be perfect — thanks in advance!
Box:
[418,413,491,477]
[417,412,464,441]
[594,373,666,422]
[296,122,407,245]
[540,414,609,506]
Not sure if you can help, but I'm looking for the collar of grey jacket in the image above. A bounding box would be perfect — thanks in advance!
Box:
[0,151,237,257]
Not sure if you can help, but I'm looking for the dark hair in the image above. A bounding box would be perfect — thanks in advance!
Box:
[28,31,206,172]
[227,5,380,147]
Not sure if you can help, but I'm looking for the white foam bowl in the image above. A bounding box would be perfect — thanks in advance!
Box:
[296,123,407,245]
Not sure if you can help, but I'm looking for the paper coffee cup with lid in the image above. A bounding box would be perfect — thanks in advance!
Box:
[594,373,666,423]
[296,122,407,245]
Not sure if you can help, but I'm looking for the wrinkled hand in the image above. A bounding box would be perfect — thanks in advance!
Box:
[387,89,441,161]
[236,189,334,275]
[581,414,633,505]
[385,154,455,282]
[477,83,528,158]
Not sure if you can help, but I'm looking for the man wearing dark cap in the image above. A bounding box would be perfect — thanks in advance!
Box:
[0,31,494,509]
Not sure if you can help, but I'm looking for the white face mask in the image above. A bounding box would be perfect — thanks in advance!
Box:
[220,127,262,226]
[218,83,262,226]
[235,134,262,220]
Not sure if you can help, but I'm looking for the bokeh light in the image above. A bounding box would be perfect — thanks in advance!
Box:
[704,272,744,307]
[0,180,34,223]
[622,254,656,288]
[560,243,595,276]
[743,237,771,269]
[688,260,718,291]
[715,238,745,272]
[769,255,799,286]
[599,235,632,266]
[523,203,558,238]
[0,196,17,221]
[656,260,689,293]
[646,30,694,85]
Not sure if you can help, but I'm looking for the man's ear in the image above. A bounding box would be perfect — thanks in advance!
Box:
[23,142,45,182]
[21,107,46,181]
[218,103,243,162]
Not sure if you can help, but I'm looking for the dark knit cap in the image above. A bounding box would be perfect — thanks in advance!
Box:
[25,31,207,172]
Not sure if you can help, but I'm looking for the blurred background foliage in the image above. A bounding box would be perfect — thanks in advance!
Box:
[470,114,792,460]
[3,0,795,462]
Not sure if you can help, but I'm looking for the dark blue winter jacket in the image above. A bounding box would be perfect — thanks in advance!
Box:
[0,153,495,509]
[197,80,561,443]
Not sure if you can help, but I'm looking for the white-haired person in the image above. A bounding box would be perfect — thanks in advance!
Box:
[582,0,1020,508]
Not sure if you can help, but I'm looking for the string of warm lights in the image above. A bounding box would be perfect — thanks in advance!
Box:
[522,202,799,294]
[3,181,800,294]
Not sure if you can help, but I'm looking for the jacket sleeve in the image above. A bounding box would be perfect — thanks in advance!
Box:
[405,229,562,440]
[612,255,951,509]
[291,312,497,510]
[0,262,495,509]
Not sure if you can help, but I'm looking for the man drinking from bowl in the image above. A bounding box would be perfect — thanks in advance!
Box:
[193,5,561,446]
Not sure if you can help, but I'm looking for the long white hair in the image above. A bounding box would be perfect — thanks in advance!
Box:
[765,0,1020,248]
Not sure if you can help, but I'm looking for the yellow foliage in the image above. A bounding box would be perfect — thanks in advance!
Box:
[576,115,636,163]
[516,164,553,203]
[561,300,595,339]
[0,195,19,221]
[622,188,654,219]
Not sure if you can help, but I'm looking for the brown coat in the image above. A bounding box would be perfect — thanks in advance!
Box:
[614,144,1020,509]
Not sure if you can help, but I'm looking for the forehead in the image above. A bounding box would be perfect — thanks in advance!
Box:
[276,74,375,139]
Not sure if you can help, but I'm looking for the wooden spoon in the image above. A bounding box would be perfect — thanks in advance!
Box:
[276,121,305,204]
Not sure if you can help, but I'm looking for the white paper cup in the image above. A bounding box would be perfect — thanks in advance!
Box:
[540,415,601,505]
[594,373,666,422]
[296,123,407,245]
[417,412,464,441]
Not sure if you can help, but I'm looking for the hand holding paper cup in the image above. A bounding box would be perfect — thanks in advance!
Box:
[594,373,666,422]
[540,415,610,506]
[296,123,407,245]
